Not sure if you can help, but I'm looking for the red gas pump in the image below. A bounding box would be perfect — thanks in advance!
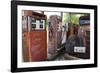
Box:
[22,10,47,62]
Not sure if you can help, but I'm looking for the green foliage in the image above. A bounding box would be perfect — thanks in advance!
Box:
[63,13,84,24]
[70,14,79,24]
[63,13,70,24]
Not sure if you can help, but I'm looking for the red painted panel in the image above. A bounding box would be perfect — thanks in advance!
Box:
[29,31,47,61]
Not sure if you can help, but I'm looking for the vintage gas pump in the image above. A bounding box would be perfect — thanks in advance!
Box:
[48,15,62,54]
[22,10,47,62]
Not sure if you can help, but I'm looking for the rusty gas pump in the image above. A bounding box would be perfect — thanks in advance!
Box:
[22,10,47,62]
